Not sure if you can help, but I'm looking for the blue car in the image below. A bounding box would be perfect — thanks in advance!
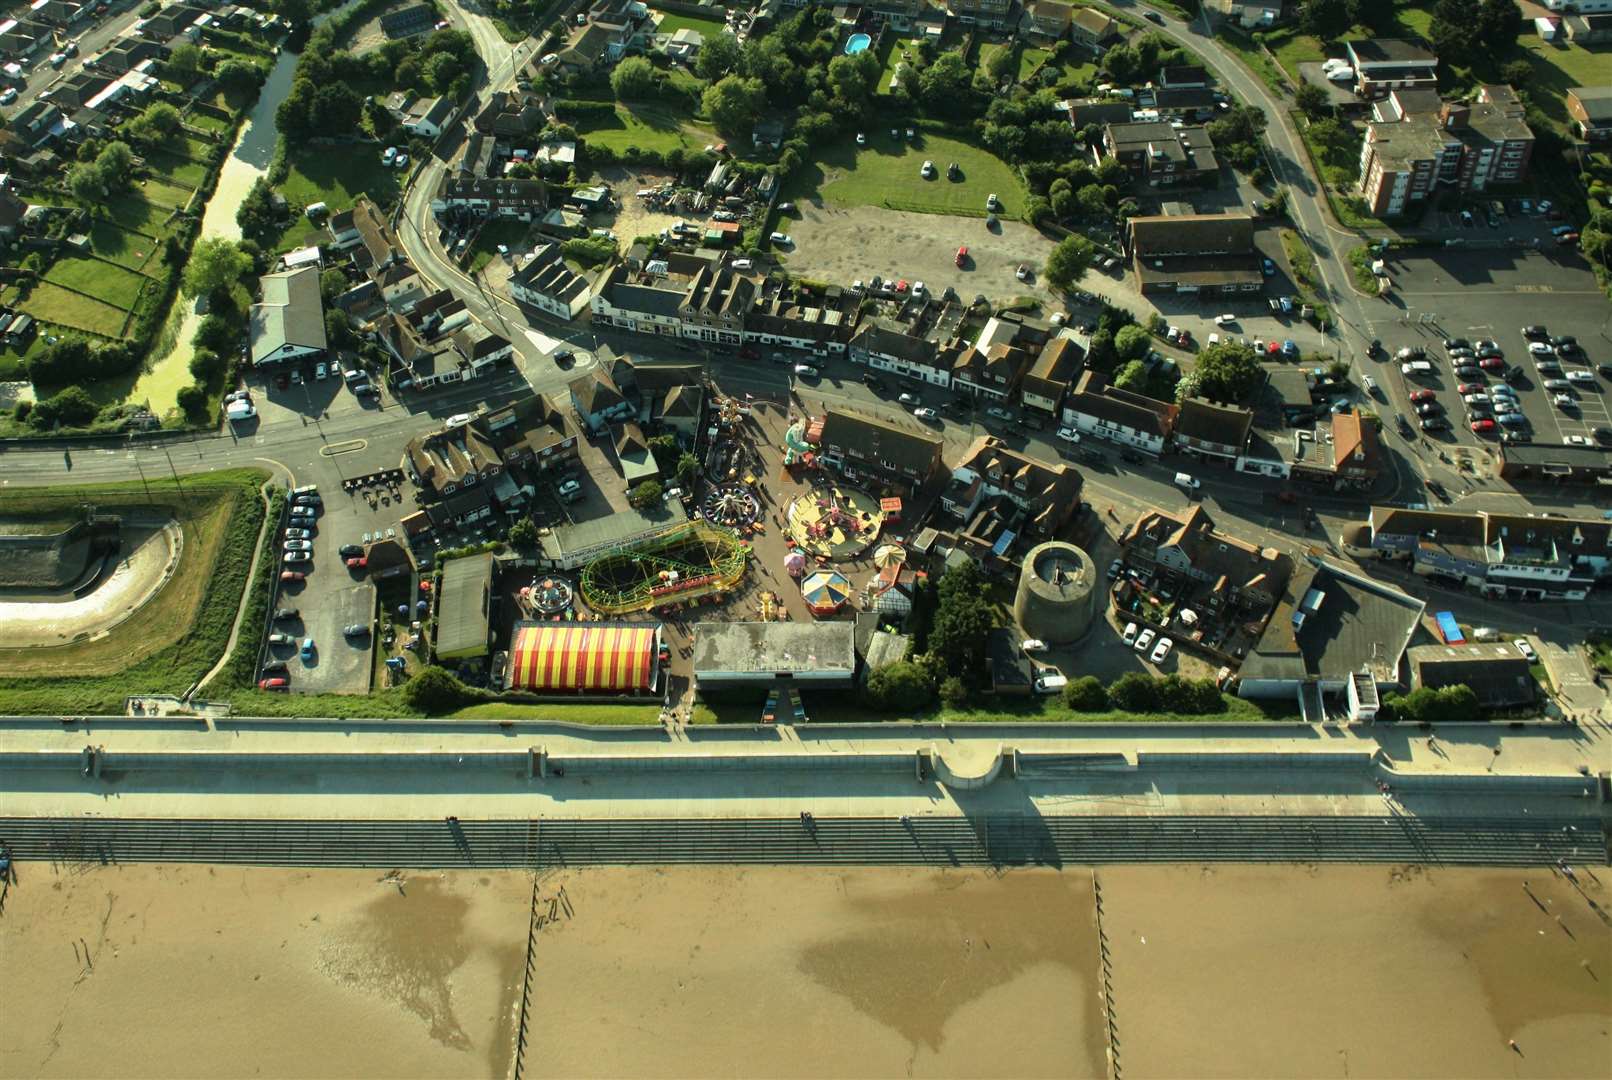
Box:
[1262,258,1276,276]
[300,637,315,661]
[1283,340,1299,356]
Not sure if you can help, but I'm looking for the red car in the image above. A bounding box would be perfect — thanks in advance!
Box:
[258,678,289,691]
[895,279,909,293]
[1470,418,1496,433]
[1409,389,1436,403]
[955,245,968,268]
[280,570,306,583]
[1265,340,1281,355]
[346,556,368,569]
[1457,382,1484,395]
[1478,356,1504,371]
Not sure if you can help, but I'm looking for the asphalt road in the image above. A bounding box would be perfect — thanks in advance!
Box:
[1,0,144,117]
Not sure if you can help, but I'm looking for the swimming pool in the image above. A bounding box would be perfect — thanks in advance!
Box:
[844,33,870,54]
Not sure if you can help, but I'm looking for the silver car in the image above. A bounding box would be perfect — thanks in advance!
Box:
[283,539,313,552]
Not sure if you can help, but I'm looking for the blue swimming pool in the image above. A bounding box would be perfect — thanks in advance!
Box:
[844,33,871,54]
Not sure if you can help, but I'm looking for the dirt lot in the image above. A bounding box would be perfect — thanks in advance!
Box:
[597,167,703,247]
[781,203,1061,304]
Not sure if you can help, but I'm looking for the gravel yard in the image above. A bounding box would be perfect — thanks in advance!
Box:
[778,203,1061,305]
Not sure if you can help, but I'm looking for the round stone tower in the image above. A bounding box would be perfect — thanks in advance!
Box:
[1013,540,1097,646]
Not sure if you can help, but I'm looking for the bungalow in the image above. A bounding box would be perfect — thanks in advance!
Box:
[1062,370,1178,454]
[248,267,326,367]
[399,95,455,139]
[508,243,592,320]
[30,0,86,26]
[816,406,945,493]
[1158,64,1211,89]
[139,3,204,37]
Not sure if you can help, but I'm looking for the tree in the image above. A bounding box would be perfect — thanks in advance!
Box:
[95,141,134,194]
[423,50,466,94]
[1386,683,1480,723]
[188,347,224,381]
[1115,324,1151,362]
[675,452,699,488]
[67,161,104,203]
[1094,156,1129,186]
[1107,672,1161,712]
[402,666,473,714]
[611,56,658,100]
[509,518,539,548]
[647,433,680,474]
[1113,359,1149,394]
[1475,0,1522,56]
[1102,43,1139,83]
[215,58,264,92]
[325,309,354,349]
[183,237,252,299]
[865,660,936,712]
[1429,0,1475,64]
[167,43,205,81]
[1044,235,1096,291]
[176,383,208,416]
[236,177,282,244]
[1076,183,1110,220]
[1193,340,1263,402]
[1086,328,1117,374]
[629,479,664,508]
[1064,676,1108,711]
[274,0,313,24]
[938,675,969,708]
[696,32,743,81]
[126,101,182,144]
[827,50,880,103]
[1295,81,1330,119]
[1297,0,1354,37]
[702,75,767,138]
[32,384,99,428]
[985,44,1017,84]
[320,269,348,303]
[917,51,979,117]
[927,561,994,679]
[24,337,92,385]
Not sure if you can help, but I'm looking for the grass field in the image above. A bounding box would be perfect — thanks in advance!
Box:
[105,193,178,237]
[650,8,725,37]
[0,471,268,714]
[133,177,197,210]
[0,334,44,381]
[147,149,210,188]
[18,282,129,338]
[87,220,161,272]
[790,130,1026,218]
[575,103,717,155]
[44,257,150,311]
[275,146,402,248]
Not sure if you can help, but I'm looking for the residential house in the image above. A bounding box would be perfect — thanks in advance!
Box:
[483,392,581,474]
[509,243,592,320]
[453,132,496,179]
[1241,411,1382,489]
[248,267,326,367]
[950,316,1030,402]
[816,407,945,493]
[372,310,435,386]
[655,383,703,440]
[553,20,634,79]
[951,0,1016,30]
[1157,64,1210,89]
[9,100,62,147]
[662,26,704,60]
[1062,370,1178,453]
[1023,1,1075,40]
[849,317,956,387]
[406,422,504,502]
[745,283,853,356]
[29,0,85,25]
[1020,334,1084,417]
[570,367,634,433]
[139,3,203,37]
[1173,397,1253,465]
[473,90,546,137]
[0,18,46,58]
[47,71,110,109]
[1343,38,1438,99]
[1126,210,1263,296]
[398,95,455,139]
[380,3,435,38]
[329,194,406,270]
[613,421,660,486]
[431,175,548,221]
[591,263,686,337]
[1152,86,1218,121]
[1206,0,1286,29]
[451,324,514,378]
[1544,0,1612,10]
[1358,85,1534,216]
[92,37,163,74]
[0,188,27,239]
[1120,503,1292,641]
[1565,86,1612,142]
[1070,6,1120,48]
[1102,120,1220,185]
[1563,12,1612,42]
[679,262,755,347]
[942,436,1085,565]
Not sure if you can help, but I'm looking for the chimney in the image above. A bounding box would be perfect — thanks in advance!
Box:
[1440,103,1469,130]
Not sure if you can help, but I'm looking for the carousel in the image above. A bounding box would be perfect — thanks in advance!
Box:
[516,575,575,618]
[784,484,887,560]
[801,569,852,616]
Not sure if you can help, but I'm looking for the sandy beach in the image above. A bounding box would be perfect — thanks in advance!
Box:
[2,861,1607,1080]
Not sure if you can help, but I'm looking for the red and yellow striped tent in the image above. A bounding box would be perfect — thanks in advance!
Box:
[506,623,659,692]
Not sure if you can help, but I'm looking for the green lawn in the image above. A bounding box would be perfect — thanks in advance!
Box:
[1512,36,1612,136]
[789,130,1026,218]
[18,282,130,338]
[147,150,210,189]
[1045,54,1098,91]
[87,220,161,272]
[184,109,233,134]
[0,333,44,381]
[1017,46,1051,81]
[131,176,196,210]
[104,193,177,236]
[467,218,535,274]
[274,146,402,249]
[574,103,716,154]
[874,36,916,94]
[650,8,726,37]
[44,257,149,310]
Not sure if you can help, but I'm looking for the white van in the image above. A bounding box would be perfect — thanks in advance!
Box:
[1173,472,1201,491]
[225,400,256,422]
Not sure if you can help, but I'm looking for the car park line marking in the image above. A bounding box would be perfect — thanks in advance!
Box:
[320,440,367,457]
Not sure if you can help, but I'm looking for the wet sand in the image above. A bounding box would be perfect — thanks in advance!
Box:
[0,865,529,1079]
[1,862,1607,1080]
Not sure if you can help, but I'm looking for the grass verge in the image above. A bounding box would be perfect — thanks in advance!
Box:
[215,486,284,691]
[1347,244,1378,293]
[0,469,269,713]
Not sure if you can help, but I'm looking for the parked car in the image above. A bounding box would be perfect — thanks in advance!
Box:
[280,570,306,583]
[258,678,289,691]
[1134,628,1156,653]
[267,632,292,646]
[793,364,819,378]
[1110,560,1124,581]
[1122,621,1139,645]
[955,245,969,268]
[300,638,316,660]
[1034,673,1068,694]
[1173,472,1201,490]
[913,407,939,421]
[284,551,311,563]
[1408,389,1436,403]
[1567,370,1596,385]
[1513,638,1537,662]
[920,159,935,178]
[1522,325,1548,339]
[261,661,288,675]
[282,540,312,553]
[1527,342,1554,355]
[898,392,920,406]
[1150,637,1173,664]
[273,608,299,621]
[1021,639,1047,653]
[343,623,370,637]
[769,232,793,246]
[345,556,368,569]
[1056,426,1080,443]
[1470,418,1496,432]
[1421,417,1450,432]
[284,528,311,540]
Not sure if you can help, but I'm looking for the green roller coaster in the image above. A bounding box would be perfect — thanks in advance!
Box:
[579,521,751,615]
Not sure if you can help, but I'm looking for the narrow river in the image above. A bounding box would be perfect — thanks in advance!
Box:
[132,0,362,417]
